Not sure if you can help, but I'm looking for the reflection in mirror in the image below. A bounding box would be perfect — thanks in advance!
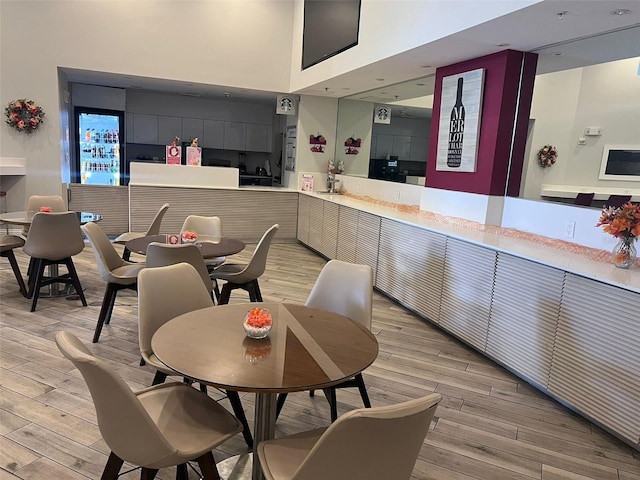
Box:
[334,76,434,185]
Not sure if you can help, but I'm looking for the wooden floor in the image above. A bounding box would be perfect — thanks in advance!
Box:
[1,241,639,480]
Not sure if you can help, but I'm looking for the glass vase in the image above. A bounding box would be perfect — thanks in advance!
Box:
[612,236,637,269]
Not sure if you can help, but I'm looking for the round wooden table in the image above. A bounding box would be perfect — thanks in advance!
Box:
[152,302,379,480]
[125,234,245,259]
[0,210,103,226]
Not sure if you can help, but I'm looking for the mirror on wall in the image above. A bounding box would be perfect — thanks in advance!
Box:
[334,76,434,185]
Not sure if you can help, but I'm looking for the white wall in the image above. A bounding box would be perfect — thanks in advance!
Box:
[289,0,537,91]
[0,0,294,204]
[523,57,640,199]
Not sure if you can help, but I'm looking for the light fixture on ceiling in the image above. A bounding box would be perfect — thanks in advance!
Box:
[416,83,426,86]
[497,43,510,47]
[611,9,630,15]
[556,10,568,20]
[551,52,565,57]
[420,65,431,69]
[375,78,385,81]
[224,92,231,99]
[180,92,201,97]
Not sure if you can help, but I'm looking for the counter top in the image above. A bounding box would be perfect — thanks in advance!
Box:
[301,191,640,294]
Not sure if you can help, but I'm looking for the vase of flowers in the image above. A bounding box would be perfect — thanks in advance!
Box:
[597,202,639,269]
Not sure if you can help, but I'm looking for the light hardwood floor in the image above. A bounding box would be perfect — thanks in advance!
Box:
[1,241,639,480]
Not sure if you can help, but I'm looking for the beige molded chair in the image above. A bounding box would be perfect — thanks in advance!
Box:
[1,235,28,297]
[210,224,279,305]
[23,212,87,312]
[180,214,226,267]
[258,393,442,480]
[276,260,373,421]
[55,331,242,480]
[82,222,145,343]
[145,242,214,300]
[23,194,66,237]
[114,203,169,261]
[138,263,254,448]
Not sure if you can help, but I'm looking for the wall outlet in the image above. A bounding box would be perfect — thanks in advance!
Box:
[565,220,576,239]
[394,191,400,202]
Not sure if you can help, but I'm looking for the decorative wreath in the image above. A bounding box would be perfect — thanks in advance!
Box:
[537,144,558,168]
[4,98,45,133]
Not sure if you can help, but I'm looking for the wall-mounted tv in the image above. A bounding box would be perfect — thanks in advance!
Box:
[599,144,640,181]
[302,0,361,70]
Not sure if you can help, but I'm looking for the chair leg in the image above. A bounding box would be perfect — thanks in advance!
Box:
[196,451,220,480]
[64,258,87,306]
[93,283,118,342]
[140,467,159,480]
[101,452,124,480]
[253,280,263,302]
[152,370,168,386]
[275,392,288,419]
[218,283,232,305]
[122,246,132,261]
[323,387,338,422]
[354,372,371,408]
[199,383,208,394]
[227,390,253,448]
[176,464,189,480]
[309,390,315,397]
[212,279,221,303]
[104,285,119,324]
[5,250,28,297]
[29,259,46,312]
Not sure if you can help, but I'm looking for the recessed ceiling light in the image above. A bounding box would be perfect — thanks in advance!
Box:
[611,8,630,15]
[497,43,510,47]
[556,10,568,20]
[416,83,426,86]
[551,52,565,57]
[375,78,385,82]
[342,87,351,90]
[420,65,431,69]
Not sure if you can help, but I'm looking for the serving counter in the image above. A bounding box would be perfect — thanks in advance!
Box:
[297,191,640,451]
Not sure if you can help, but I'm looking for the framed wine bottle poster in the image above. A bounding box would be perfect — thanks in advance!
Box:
[435,68,485,172]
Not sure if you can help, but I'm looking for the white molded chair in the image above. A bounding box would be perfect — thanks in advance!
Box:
[82,222,145,343]
[138,262,254,448]
[258,393,442,480]
[23,194,66,238]
[276,259,373,421]
[210,224,279,305]
[55,331,242,480]
[1,235,28,297]
[23,212,87,312]
[114,203,169,260]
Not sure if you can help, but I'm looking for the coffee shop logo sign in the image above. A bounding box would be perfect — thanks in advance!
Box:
[435,68,485,173]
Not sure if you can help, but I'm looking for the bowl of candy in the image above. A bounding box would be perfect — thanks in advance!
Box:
[181,230,198,243]
[39,206,52,213]
[243,308,272,339]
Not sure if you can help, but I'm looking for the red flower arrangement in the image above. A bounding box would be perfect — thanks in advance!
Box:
[537,145,557,168]
[4,99,45,133]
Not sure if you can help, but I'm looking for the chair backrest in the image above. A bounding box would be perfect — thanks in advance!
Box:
[305,260,373,330]
[290,393,442,479]
[145,242,213,291]
[27,195,66,212]
[604,194,632,209]
[574,192,594,206]
[81,222,126,280]
[23,212,85,260]
[180,215,222,237]
[137,263,213,362]
[144,203,170,236]
[55,331,176,466]
[229,224,279,283]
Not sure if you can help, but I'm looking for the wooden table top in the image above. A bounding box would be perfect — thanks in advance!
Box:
[125,234,245,258]
[0,211,103,226]
[152,303,379,394]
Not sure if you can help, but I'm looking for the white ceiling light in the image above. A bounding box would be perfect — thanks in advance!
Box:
[611,9,630,15]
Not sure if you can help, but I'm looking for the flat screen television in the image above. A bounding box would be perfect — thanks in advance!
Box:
[599,144,640,181]
[302,0,361,70]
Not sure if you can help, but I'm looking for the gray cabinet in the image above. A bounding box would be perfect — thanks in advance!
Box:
[203,120,224,149]
[374,134,393,159]
[125,113,134,143]
[392,135,411,160]
[158,115,182,146]
[246,123,272,152]
[224,121,247,150]
[410,136,428,162]
[132,113,158,144]
[182,118,203,144]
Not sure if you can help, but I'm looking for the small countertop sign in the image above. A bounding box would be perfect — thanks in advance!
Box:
[301,174,314,192]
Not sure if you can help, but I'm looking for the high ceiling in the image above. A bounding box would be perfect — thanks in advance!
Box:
[63,1,640,108]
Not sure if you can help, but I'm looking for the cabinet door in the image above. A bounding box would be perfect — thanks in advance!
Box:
[355,211,380,283]
[410,136,428,162]
[392,135,411,160]
[487,253,564,388]
[203,120,224,149]
[337,205,358,262]
[132,113,158,144]
[439,238,496,351]
[224,121,247,150]
[319,201,339,259]
[377,218,445,323]
[246,123,270,152]
[308,196,324,253]
[548,274,640,446]
[375,134,393,159]
[297,195,312,245]
[158,116,182,146]
[125,113,134,143]
[182,118,204,145]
